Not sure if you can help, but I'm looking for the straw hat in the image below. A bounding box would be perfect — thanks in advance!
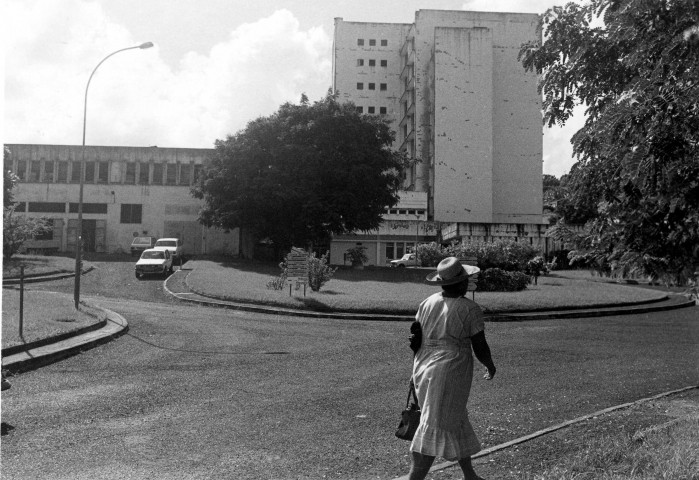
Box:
[425,257,480,285]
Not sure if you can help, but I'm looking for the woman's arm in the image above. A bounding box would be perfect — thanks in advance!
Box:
[471,331,496,380]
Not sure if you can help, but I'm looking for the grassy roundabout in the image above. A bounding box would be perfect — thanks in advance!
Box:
[184,258,668,314]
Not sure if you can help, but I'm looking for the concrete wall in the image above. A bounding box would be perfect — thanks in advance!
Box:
[433,26,494,223]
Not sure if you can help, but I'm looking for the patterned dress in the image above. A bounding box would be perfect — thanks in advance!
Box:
[410,291,485,460]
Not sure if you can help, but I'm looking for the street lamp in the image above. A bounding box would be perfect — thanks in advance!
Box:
[74,42,153,309]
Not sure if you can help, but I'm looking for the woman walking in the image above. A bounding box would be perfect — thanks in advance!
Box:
[408,257,496,480]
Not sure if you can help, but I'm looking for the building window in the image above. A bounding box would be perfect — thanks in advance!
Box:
[368,83,375,90]
[84,161,95,183]
[193,164,203,183]
[28,202,65,213]
[138,163,149,184]
[357,59,364,66]
[356,106,363,113]
[120,204,142,224]
[34,219,54,241]
[369,39,376,46]
[357,82,364,90]
[98,161,109,183]
[16,160,27,181]
[29,161,41,182]
[380,106,387,114]
[166,163,177,185]
[125,163,136,184]
[57,161,68,183]
[357,39,364,46]
[368,106,375,114]
[380,83,387,91]
[44,161,54,183]
[69,203,108,214]
[381,59,387,67]
[180,164,191,185]
[153,163,164,184]
[369,59,375,67]
[71,161,81,183]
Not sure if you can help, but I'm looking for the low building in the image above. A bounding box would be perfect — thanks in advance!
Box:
[4,144,239,256]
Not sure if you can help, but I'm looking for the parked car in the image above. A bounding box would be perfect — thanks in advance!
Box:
[135,248,173,278]
[389,253,417,268]
[130,236,156,256]
[153,238,184,261]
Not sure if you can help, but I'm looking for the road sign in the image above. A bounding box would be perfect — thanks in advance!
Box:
[286,247,308,296]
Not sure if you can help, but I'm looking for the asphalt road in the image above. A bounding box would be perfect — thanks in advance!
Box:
[1,264,698,479]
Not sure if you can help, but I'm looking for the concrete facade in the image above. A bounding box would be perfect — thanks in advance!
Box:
[5,144,239,256]
[332,10,547,264]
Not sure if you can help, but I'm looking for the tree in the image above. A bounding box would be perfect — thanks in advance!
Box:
[4,146,18,207]
[192,92,408,256]
[520,0,699,283]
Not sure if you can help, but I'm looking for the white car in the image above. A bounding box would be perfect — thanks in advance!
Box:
[154,238,184,261]
[135,248,173,278]
[390,253,417,268]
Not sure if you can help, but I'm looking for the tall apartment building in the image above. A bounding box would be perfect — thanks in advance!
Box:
[4,144,239,256]
[330,9,547,265]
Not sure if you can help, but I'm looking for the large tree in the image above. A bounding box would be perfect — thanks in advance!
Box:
[520,0,699,282]
[192,93,408,255]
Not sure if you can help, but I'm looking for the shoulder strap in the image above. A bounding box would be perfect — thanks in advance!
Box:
[406,380,419,408]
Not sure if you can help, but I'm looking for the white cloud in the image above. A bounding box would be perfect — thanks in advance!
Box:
[4,1,332,148]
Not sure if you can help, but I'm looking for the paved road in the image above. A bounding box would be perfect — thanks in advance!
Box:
[2,290,697,479]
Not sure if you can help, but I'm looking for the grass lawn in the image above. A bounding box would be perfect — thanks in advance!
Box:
[1,289,104,349]
[185,259,668,314]
[523,416,699,479]
[2,254,80,278]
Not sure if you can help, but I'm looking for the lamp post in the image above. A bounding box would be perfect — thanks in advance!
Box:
[74,42,153,309]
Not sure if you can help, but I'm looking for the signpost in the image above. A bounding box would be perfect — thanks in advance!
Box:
[286,247,309,296]
[461,257,479,300]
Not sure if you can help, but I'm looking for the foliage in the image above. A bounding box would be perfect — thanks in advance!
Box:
[416,240,540,271]
[192,92,408,257]
[345,245,368,265]
[477,268,531,292]
[526,256,548,277]
[520,0,699,285]
[306,251,337,292]
[269,249,337,292]
[3,203,51,260]
[415,242,445,267]
[4,146,18,208]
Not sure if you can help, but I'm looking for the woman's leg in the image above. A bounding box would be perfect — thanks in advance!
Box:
[408,451,435,480]
[457,457,484,480]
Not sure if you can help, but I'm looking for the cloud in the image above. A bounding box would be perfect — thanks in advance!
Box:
[4,1,332,148]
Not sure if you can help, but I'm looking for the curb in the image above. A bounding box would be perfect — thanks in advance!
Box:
[2,266,95,286]
[164,270,696,322]
[1,306,128,374]
[392,385,699,480]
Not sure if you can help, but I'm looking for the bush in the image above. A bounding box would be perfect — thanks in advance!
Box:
[416,242,445,267]
[417,240,540,271]
[477,268,530,292]
[307,251,336,291]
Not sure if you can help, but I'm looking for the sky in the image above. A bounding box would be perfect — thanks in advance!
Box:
[2,0,584,178]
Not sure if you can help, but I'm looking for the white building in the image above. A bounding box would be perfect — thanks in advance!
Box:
[4,144,239,256]
[330,9,547,265]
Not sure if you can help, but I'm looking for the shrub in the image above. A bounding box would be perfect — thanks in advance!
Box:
[345,245,368,265]
[307,251,336,292]
[416,242,445,267]
[477,268,530,292]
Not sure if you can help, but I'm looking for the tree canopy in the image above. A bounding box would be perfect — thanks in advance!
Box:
[192,93,407,255]
[520,0,699,282]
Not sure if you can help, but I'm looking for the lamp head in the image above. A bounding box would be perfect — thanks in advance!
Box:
[139,42,154,49]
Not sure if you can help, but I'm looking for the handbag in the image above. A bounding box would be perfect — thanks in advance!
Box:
[395,381,421,441]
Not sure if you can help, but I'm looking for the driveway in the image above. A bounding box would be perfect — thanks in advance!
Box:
[2,289,697,479]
